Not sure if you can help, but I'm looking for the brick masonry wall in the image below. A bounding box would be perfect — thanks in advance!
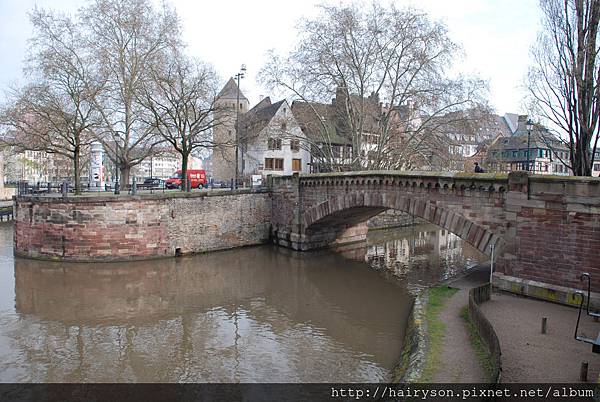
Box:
[498,173,600,290]
[14,190,271,261]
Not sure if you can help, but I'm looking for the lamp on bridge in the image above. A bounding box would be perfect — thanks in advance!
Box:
[526,119,533,172]
[235,64,246,189]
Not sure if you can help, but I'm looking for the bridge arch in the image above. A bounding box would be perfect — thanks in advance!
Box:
[300,193,501,256]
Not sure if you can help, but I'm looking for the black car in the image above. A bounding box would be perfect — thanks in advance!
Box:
[141,178,165,189]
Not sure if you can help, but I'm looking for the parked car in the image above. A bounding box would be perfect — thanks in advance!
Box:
[210,179,233,188]
[165,170,207,189]
[141,178,165,189]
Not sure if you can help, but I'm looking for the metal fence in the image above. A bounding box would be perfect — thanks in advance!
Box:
[15,178,266,197]
[0,207,13,221]
[15,180,168,196]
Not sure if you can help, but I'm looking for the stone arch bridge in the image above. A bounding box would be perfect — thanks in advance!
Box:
[270,171,600,295]
[13,169,600,304]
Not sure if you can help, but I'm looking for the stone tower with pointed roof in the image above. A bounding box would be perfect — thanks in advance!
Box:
[212,78,250,181]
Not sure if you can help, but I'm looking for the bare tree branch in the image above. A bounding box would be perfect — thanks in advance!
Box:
[527,0,600,176]
[258,2,487,172]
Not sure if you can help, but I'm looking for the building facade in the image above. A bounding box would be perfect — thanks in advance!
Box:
[484,115,571,176]
[291,87,384,172]
[212,78,249,182]
[240,97,311,177]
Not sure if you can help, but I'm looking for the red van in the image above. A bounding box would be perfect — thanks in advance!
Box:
[165,170,207,189]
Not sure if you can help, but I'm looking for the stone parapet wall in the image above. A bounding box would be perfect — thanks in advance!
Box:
[498,172,600,291]
[14,190,271,261]
[468,283,501,383]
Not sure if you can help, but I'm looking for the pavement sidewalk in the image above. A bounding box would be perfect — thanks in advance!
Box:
[480,291,600,383]
[432,261,600,383]
[431,264,491,382]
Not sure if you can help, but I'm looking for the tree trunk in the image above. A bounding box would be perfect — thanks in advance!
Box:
[572,138,592,176]
[73,147,81,195]
[120,165,131,188]
[181,152,189,192]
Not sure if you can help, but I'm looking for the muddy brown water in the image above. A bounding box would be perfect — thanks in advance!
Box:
[0,222,484,382]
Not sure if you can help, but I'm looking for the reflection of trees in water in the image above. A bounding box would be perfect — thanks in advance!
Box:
[0,223,13,259]
[4,244,410,382]
[366,224,486,287]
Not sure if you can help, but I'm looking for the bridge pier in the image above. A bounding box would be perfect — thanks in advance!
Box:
[272,221,370,251]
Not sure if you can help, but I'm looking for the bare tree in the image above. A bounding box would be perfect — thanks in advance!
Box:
[0,8,98,194]
[259,2,486,171]
[527,0,600,176]
[413,105,497,172]
[80,0,181,185]
[141,52,224,190]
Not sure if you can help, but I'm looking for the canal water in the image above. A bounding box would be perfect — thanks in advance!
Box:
[0,222,485,382]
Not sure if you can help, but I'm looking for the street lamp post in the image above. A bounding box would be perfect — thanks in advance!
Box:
[234,64,246,188]
[526,119,533,172]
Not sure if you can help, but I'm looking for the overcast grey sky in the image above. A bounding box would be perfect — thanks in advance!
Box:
[0,0,541,115]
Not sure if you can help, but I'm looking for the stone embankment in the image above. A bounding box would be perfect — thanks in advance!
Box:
[14,190,271,261]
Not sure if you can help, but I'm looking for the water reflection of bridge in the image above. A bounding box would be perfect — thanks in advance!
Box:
[365,224,485,286]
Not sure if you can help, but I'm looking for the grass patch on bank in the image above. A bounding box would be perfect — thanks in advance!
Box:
[460,306,495,382]
[419,285,458,382]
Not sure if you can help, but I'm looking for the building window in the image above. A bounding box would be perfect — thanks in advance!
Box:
[290,139,300,152]
[292,159,301,171]
[332,146,342,158]
[594,164,600,172]
[268,138,282,150]
[265,158,284,171]
[281,122,287,131]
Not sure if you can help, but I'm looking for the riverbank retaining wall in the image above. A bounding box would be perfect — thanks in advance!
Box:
[14,190,272,261]
[468,283,501,383]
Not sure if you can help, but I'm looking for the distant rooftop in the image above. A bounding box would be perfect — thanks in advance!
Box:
[503,113,519,133]
[217,77,248,101]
